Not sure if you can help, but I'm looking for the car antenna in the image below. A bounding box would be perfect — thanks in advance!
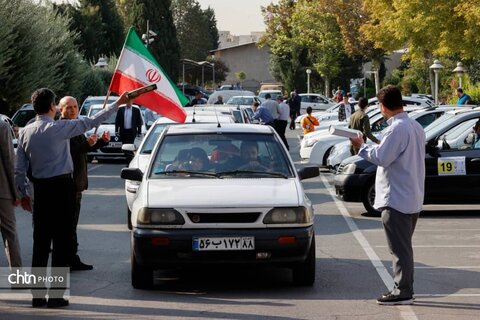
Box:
[212,103,221,128]
[192,104,196,123]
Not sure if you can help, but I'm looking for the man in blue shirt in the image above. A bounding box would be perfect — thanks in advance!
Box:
[252,101,274,126]
[351,85,425,306]
[456,88,472,105]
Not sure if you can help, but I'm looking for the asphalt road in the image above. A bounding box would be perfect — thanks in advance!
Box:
[1,127,479,319]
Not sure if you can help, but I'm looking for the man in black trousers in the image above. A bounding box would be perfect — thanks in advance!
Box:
[15,88,130,308]
[115,102,143,145]
[59,96,110,271]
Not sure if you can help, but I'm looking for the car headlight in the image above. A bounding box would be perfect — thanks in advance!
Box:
[263,207,312,224]
[342,163,356,174]
[137,208,185,225]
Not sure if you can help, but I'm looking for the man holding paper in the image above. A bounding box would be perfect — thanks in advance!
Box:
[348,97,380,155]
[350,85,425,306]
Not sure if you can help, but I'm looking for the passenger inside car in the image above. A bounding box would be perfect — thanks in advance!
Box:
[234,141,270,171]
[210,140,240,163]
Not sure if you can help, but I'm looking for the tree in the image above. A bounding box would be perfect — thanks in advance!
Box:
[55,0,125,63]
[171,0,219,61]
[0,0,87,114]
[235,71,246,88]
[124,0,181,80]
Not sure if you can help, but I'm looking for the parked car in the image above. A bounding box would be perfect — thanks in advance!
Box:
[299,93,336,111]
[258,90,283,102]
[120,123,319,288]
[11,104,35,129]
[79,96,118,118]
[326,105,477,171]
[334,108,480,215]
[225,95,261,106]
[207,90,255,104]
[85,104,145,161]
[122,112,237,229]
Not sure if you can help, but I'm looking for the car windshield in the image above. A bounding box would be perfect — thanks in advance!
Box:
[140,123,173,154]
[226,97,253,105]
[80,97,117,116]
[89,108,117,124]
[149,133,294,179]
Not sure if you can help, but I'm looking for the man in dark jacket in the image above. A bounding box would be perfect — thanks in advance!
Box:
[114,102,143,144]
[59,96,110,271]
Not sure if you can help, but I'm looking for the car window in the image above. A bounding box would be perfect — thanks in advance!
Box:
[12,109,36,127]
[140,123,172,154]
[439,118,479,150]
[415,112,443,128]
[149,133,293,178]
[80,97,117,116]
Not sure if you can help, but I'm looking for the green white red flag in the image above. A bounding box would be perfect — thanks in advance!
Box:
[109,27,188,122]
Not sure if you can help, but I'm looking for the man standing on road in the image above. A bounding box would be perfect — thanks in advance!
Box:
[288,90,301,130]
[349,97,380,155]
[0,120,22,269]
[276,96,290,150]
[115,102,142,145]
[338,95,355,122]
[59,96,110,271]
[260,93,280,129]
[350,85,425,305]
[15,88,130,308]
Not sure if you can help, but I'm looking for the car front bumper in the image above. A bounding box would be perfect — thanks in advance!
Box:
[334,173,372,202]
[133,226,314,268]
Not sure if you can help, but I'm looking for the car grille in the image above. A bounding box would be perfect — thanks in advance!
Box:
[336,163,346,174]
[186,212,261,223]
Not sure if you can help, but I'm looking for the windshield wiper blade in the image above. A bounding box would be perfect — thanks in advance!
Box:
[217,170,288,178]
[154,170,218,177]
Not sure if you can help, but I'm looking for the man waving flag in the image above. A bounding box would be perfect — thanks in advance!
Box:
[109,27,188,123]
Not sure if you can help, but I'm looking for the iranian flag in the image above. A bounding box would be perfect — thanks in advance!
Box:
[109,27,188,123]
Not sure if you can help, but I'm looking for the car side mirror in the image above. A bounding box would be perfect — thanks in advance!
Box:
[298,166,319,180]
[121,168,143,181]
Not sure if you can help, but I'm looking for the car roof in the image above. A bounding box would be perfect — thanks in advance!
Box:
[164,123,273,135]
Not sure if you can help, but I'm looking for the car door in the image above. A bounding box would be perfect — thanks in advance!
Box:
[424,116,480,203]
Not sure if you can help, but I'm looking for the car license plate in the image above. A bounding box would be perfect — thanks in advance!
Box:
[192,237,255,251]
[106,141,122,148]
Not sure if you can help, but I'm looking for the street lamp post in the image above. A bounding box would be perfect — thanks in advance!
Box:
[430,59,444,105]
[452,62,466,88]
[306,68,312,94]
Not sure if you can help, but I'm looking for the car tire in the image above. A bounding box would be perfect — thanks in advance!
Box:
[322,147,333,166]
[292,236,316,286]
[127,207,132,230]
[131,239,153,289]
[361,178,381,216]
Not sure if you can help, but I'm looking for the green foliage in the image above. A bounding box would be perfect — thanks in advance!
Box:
[126,0,181,80]
[0,0,87,114]
[235,71,246,82]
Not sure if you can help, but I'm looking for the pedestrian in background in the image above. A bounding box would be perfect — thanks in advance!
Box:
[350,85,425,305]
[214,95,224,104]
[15,88,130,308]
[260,93,280,129]
[0,120,22,269]
[59,96,110,271]
[338,95,355,122]
[115,102,143,145]
[349,97,380,155]
[288,90,301,130]
[301,106,319,135]
[252,101,274,127]
[276,95,290,150]
[456,88,472,105]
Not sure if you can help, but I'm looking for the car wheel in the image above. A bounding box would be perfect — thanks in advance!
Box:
[127,207,132,230]
[322,147,333,166]
[361,179,381,216]
[131,239,153,289]
[292,236,316,286]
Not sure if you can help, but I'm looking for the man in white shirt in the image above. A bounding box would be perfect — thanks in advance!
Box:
[351,85,425,306]
[275,96,290,150]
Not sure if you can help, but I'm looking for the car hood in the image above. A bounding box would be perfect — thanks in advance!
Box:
[145,178,300,207]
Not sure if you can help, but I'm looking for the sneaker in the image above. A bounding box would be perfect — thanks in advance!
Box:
[382,291,416,300]
[377,293,413,305]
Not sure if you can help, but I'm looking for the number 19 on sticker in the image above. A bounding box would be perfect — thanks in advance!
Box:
[438,160,454,174]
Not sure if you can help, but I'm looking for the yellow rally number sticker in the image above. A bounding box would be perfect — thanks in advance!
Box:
[437,157,466,176]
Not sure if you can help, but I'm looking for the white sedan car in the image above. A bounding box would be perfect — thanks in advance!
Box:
[123,112,236,229]
[299,93,336,111]
[121,123,319,289]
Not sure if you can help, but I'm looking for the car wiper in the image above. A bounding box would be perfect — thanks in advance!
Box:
[154,170,219,178]
[217,170,288,179]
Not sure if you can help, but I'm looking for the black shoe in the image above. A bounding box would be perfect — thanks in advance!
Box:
[377,293,413,305]
[70,259,93,271]
[382,291,415,300]
[32,298,47,308]
[47,298,69,308]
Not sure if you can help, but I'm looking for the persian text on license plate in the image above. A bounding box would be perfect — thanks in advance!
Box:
[192,237,255,251]
[106,141,122,148]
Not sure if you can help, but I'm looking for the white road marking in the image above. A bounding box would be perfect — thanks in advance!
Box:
[88,164,103,172]
[376,245,480,248]
[415,266,480,269]
[320,174,419,320]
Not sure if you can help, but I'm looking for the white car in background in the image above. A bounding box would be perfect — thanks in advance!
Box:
[299,93,336,111]
[326,105,477,171]
[225,95,261,106]
[79,95,118,118]
[85,104,146,161]
[207,90,255,104]
[258,90,283,102]
[123,111,236,229]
